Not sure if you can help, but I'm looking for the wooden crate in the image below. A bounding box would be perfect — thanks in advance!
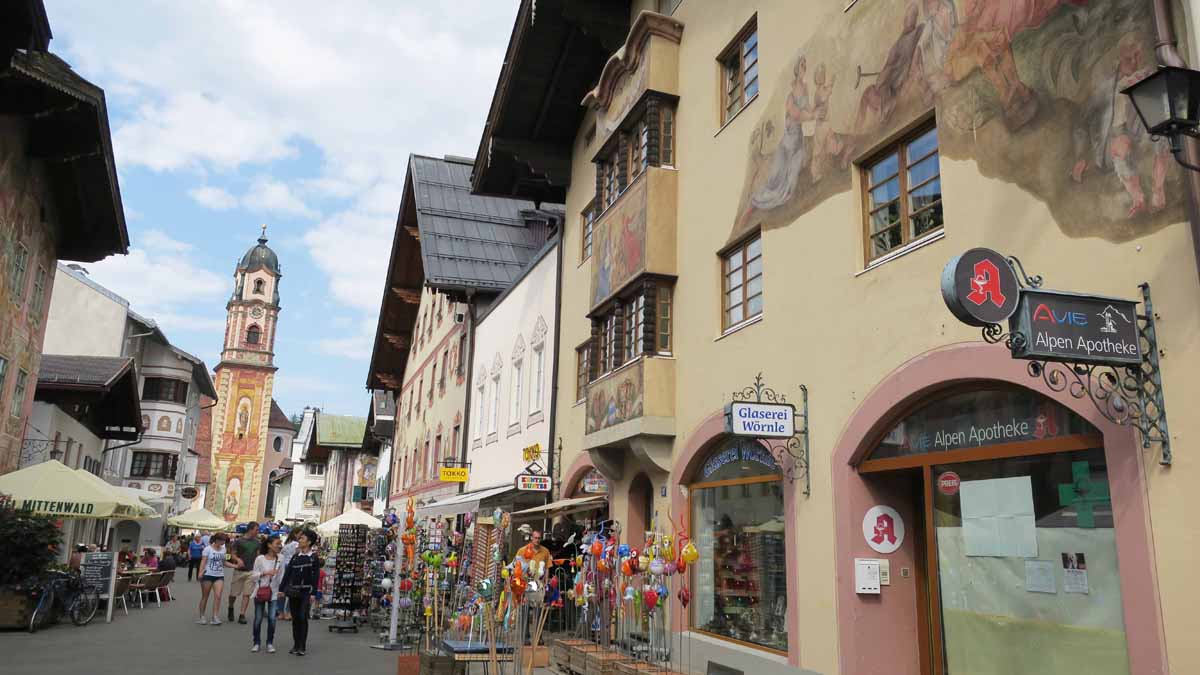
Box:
[521,645,550,669]
[585,648,635,675]
[568,643,606,674]
[613,662,686,675]
[551,639,594,673]
[0,588,31,629]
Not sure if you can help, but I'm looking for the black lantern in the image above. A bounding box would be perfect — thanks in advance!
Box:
[1122,66,1200,160]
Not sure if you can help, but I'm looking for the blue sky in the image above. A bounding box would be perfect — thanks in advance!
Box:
[44,1,519,418]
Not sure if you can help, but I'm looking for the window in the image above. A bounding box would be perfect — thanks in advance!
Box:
[307,463,325,477]
[623,293,645,363]
[273,436,283,452]
[719,19,759,124]
[581,201,595,261]
[130,451,178,479]
[253,279,265,294]
[475,380,486,439]
[722,234,763,329]
[510,360,523,425]
[303,489,322,508]
[488,375,500,435]
[440,349,449,393]
[428,364,436,405]
[576,344,591,402]
[30,265,47,317]
[424,437,432,479]
[863,123,943,262]
[457,334,468,376]
[434,434,443,467]
[142,377,189,404]
[11,369,28,418]
[629,117,649,181]
[689,438,786,652]
[601,314,618,374]
[0,356,7,401]
[656,284,673,353]
[660,107,675,166]
[451,424,460,460]
[602,149,621,208]
[530,346,545,412]
[246,325,261,345]
[9,243,28,303]
[416,377,423,412]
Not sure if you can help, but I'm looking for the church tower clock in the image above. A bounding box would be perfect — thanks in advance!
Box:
[207,226,281,522]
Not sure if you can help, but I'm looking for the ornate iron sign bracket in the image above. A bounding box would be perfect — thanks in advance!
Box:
[730,373,811,496]
[977,263,1171,465]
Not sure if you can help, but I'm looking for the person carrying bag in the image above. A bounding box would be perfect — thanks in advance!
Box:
[249,535,284,653]
[278,529,320,656]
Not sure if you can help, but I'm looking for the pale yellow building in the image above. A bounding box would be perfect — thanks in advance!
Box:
[472,1,1200,674]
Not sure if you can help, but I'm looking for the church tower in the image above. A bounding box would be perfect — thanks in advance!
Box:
[207,226,281,522]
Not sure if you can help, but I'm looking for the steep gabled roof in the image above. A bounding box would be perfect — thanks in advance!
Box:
[268,399,295,431]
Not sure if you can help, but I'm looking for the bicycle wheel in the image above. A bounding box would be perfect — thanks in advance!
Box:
[70,588,99,626]
[28,590,50,633]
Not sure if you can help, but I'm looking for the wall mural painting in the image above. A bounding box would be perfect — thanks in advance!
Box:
[586,361,645,434]
[358,456,378,486]
[732,0,1183,244]
[157,416,172,432]
[592,176,648,308]
[209,369,270,522]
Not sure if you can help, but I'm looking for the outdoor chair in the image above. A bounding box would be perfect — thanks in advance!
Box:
[159,569,175,601]
[130,572,165,609]
[111,576,131,615]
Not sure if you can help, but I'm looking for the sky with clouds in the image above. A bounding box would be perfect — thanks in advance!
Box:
[44,1,519,418]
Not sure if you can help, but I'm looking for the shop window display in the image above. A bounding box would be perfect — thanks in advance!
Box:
[689,438,787,652]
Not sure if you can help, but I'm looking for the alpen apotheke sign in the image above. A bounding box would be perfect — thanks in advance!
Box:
[726,401,795,439]
[1009,289,1141,366]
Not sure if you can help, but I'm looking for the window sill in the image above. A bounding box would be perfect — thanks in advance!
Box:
[486,432,499,445]
[472,438,483,451]
[714,93,759,138]
[527,410,544,426]
[856,229,945,277]
[506,423,522,438]
[715,313,763,342]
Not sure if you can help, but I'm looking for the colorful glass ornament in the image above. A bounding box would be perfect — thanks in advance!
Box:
[677,586,691,608]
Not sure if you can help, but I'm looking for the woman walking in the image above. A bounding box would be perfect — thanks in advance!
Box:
[278,529,320,656]
[197,533,235,625]
[249,535,283,653]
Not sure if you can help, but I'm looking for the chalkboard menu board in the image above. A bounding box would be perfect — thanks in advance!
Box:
[81,552,118,623]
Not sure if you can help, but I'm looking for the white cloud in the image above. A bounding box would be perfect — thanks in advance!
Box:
[140,229,193,253]
[188,185,238,210]
[243,176,319,219]
[302,209,391,314]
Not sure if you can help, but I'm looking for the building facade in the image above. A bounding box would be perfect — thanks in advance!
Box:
[207,230,283,523]
[463,240,560,493]
[474,1,1200,674]
[0,4,129,474]
[284,406,325,524]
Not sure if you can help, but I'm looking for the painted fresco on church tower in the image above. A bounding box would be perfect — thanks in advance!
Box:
[732,0,1184,244]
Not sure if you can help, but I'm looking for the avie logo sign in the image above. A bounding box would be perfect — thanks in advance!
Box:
[1032,304,1087,326]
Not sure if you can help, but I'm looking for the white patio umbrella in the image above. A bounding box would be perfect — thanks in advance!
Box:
[73,469,158,518]
[316,508,381,535]
[167,507,233,531]
[0,460,150,519]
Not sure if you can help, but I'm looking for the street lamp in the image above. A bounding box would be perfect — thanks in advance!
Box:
[1122,65,1200,170]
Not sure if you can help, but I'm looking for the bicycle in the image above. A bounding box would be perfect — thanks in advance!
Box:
[28,570,100,632]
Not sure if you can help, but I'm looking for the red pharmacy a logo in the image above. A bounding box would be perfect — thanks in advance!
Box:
[966,259,1007,308]
[870,513,897,546]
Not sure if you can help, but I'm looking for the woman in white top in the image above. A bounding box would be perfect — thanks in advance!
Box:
[249,535,284,653]
[197,533,236,625]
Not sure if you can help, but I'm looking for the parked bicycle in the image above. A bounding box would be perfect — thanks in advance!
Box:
[28,569,100,632]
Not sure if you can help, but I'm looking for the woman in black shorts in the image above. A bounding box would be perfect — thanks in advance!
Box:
[197,533,236,625]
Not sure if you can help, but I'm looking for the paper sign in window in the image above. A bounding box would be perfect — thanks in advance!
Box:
[960,476,1037,558]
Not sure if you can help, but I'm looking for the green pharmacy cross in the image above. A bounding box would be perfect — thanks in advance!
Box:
[1057,460,1110,529]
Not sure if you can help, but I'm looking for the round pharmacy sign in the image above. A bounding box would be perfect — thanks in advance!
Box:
[862,505,905,554]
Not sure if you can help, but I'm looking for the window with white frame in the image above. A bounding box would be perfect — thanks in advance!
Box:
[488,374,500,435]
[475,379,486,439]
[530,346,545,412]
[510,359,523,425]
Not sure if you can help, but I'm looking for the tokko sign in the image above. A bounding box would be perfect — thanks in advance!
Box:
[941,248,1021,327]
[726,401,795,439]
[1009,290,1141,366]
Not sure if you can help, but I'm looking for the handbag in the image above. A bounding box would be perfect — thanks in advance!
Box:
[255,559,279,602]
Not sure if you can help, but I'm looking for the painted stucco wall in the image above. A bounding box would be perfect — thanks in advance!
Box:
[0,117,60,475]
[389,286,466,506]
[550,1,1200,673]
[465,244,558,492]
[43,265,128,358]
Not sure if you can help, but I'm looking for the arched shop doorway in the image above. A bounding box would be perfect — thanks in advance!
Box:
[627,472,653,542]
[833,343,1165,675]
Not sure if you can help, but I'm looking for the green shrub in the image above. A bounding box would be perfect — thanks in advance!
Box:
[0,498,62,586]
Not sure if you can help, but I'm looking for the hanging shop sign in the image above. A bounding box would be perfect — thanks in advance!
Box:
[941,247,1021,327]
[439,466,470,482]
[1008,289,1141,366]
[581,470,609,494]
[522,443,542,463]
[863,505,905,554]
[726,401,796,439]
[515,474,552,492]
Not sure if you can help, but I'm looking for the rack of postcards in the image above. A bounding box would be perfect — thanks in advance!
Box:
[330,523,369,632]
[368,527,391,631]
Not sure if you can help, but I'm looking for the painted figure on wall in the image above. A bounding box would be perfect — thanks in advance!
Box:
[585,362,645,434]
[733,0,1184,243]
[224,476,241,520]
[235,396,252,439]
[592,178,648,307]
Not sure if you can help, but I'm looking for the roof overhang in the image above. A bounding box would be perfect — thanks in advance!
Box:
[35,357,141,440]
[0,49,129,262]
[471,0,630,203]
[366,169,423,392]
[1,0,51,61]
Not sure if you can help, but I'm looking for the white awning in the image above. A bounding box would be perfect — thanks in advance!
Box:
[416,485,514,518]
[513,495,608,518]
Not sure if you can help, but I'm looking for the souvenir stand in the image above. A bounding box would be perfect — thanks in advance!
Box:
[330,523,369,633]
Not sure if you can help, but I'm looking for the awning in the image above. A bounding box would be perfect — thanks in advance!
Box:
[513,495,608,519]
[0,460,152,520]
[416,485,515,518]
